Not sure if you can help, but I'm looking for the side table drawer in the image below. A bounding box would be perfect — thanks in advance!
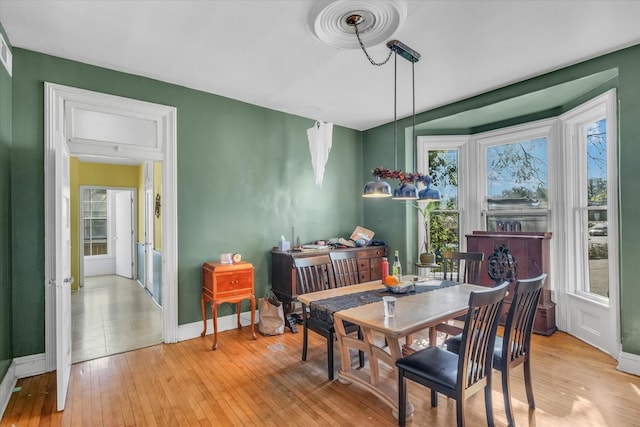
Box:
[216,270,253,297]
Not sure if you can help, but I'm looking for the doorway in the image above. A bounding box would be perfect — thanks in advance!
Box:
[72,186,162,363]
[44,83,178,410]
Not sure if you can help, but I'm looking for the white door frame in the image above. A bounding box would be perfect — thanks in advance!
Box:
[44,83,178,377]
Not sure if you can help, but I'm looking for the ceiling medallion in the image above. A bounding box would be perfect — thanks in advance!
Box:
[308,0,408,50]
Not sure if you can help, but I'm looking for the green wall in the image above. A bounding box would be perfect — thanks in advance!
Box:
[10,48,363,356]
[0,24,12,381]
[363,44,640,356]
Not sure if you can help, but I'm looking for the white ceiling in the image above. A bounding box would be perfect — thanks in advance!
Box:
[1,0,639,131]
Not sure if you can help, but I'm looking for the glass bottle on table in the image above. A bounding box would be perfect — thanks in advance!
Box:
[392,250,402,279]
[381,257,389,284]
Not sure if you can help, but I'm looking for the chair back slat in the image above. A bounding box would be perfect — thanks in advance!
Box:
[294,255,335,295]
[442,251,484,284]
[503,274,546,364]
[329,251,360,287]
[458,281,509,392]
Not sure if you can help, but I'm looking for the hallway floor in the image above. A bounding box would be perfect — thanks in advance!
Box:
[71,275,162,363]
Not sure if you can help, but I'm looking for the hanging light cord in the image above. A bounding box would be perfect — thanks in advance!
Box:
[353,21,393,66]
[412,60,417,174]
[394,51,398,170]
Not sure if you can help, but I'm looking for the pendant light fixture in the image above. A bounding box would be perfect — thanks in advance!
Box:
[391,41,418,200]
[308,3,439,202]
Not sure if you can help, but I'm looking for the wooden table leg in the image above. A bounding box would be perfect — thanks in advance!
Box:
[334,317,414,420]
[200,295,207,337]
[212,302,219,350]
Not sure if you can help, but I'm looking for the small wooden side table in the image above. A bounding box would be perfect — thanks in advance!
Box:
[201,261,258,350]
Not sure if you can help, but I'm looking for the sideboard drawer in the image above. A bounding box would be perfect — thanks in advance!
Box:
[358,259,371,282]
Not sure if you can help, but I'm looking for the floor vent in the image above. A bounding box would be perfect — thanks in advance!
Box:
[0,32,12,77]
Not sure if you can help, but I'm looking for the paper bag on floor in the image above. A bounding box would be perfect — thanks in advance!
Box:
[259,296,285,336]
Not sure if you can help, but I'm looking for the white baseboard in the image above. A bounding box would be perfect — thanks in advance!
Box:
[14,353,47,379]
[0,360,17,420]
[617,350,640,376]
[178,311,260,342]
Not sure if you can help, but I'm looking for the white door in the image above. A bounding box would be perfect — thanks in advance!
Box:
[144,189,154,292]
[55,132,72,411]
[115,190,133,278]
[558,91,619,356]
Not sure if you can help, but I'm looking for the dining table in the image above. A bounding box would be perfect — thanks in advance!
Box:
[297,277,487,420]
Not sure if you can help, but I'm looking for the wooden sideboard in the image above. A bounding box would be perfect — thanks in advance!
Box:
[466,231,556,335]
[201,261,258,350]
[270,246,387,330]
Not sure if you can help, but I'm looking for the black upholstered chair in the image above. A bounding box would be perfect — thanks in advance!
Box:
[396,282,509,427]
[445,274,546,426]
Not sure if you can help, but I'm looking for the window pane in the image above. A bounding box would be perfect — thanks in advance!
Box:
[486,213,548,233]
[84,189,109,257]
[92,241,108,256]
[429,150,458,209]
[586,118,608,298]
[430,211,459,261]
[91,200,107,217]
[92,219,107,239]
[486,137,548,209]
[427,150,459,261]
[83,219,91,240]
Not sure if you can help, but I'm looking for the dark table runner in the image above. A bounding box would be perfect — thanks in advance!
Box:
[309,280,460,327]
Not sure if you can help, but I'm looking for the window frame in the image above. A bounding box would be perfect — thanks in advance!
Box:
[81,187,112,258]
[417,136,470,253]
[473,119,555,233]
[558,91,618,305]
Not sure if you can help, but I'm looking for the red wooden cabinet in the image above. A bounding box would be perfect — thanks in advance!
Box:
[201,261,258,350]
[466,231,556,335]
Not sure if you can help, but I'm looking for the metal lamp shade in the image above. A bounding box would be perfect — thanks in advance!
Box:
[392,183,418,200]
[418,186,441,202]
[363,177,392,198]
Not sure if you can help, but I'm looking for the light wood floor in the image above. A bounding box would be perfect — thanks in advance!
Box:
[2,325,639,426]
[72,275,162,363]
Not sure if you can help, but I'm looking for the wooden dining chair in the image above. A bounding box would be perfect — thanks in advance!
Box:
[435,251,486,338]
[441,251,485,284]
[396,282,509,427]
[329,250,360,287]
[329,250,366,367]
[445,274,546,427]
[294,255,360,380]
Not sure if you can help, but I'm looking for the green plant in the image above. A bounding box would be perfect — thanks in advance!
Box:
[409,201,440,253]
